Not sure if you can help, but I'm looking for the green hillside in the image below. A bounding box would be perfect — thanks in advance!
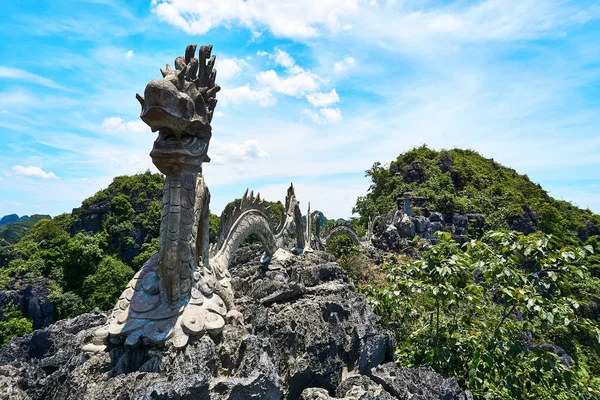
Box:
[0,214,51,245]
[354,146,600,244]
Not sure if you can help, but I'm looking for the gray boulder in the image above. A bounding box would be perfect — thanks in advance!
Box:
[429,212,444,223]
[412,216,429,234]
[453,215,468,236]
[396,216,416,239]
[0,251,467,400]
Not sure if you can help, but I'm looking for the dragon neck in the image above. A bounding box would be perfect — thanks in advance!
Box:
[158,172,203,306]
[211,210,277,275]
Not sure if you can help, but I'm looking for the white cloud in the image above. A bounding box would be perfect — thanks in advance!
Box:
[125,50,133,58]
[151,0,359,39]
[213,111,225,118]
[303,107,342,124]
[3,200,23,207]
[273,49,295,68]
[251,30,263,41]
[333,56,356,73]
[0,110,8,114]
[0,67,68,90]
[210,139,269,164]
[256,70,319,96]
[101,117,150,134]
[306,89,340,107]
[219,84,276,107]
[12,165,59,179]
[218,57,248,80]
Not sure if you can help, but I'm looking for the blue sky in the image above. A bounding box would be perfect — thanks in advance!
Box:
[0,0,599,219]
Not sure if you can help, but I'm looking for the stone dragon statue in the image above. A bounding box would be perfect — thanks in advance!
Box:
[85,45,304,351]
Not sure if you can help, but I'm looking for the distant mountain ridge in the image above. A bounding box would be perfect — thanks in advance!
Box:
[0,214,29,227]
[0,215,51,244]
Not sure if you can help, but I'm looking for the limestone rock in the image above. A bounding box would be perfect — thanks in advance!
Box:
[0,251,466,400]
[396,216,416,239]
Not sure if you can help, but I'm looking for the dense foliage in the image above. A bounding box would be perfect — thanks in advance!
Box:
[0,214,51,244]
[0,171,289,345]
[362,232,600,399]
[0,173,166,340]
[354,146,600,244]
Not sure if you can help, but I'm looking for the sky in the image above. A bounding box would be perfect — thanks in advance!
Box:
[0,0,599,220]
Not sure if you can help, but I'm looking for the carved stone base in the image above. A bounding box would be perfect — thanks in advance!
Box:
[84,252,233,352]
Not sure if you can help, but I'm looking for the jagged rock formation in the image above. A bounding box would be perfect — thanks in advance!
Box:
[0,277,55,329]
[314,193,485,252]
[0,249,468,400]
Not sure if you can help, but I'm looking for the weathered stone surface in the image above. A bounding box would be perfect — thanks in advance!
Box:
[396,216,416,239]
[403,162,426,184]
[511,205,538,234]
[0,277,55,329]
[370,363,465,400]
[372,225,401,251]
[453,214,468,235]
[0,251,466,400]
[429,212,444,223]
[539,343,573,368]
[412,216,429,233]
[438,153,453,173]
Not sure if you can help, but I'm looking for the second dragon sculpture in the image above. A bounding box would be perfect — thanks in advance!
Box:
[86,45,304,351]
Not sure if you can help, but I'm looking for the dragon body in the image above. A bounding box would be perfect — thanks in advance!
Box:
[87,45,305,351]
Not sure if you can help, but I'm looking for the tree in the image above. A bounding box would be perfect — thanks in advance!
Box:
[62,233,107,293]
[0,304,32,347]
[82,256,133,311]
[363,231,600,398]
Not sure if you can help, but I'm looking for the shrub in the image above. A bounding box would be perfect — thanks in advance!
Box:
[82,256,133,311]
[362,231,600,398]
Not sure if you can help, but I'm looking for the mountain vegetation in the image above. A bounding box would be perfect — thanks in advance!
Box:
[1,147,599,398]
[354,146,600,244]
[0,214,51,244]
[0,214,29,226]
[348,146,600,398]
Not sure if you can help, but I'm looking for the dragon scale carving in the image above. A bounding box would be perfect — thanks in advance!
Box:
[86,45,305,351]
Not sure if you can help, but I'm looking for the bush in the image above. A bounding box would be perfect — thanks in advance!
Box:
[362,231,600,398]
[326,234,359,258]
[48,290,85,320]
[82,256,133,311]
[0,304,32,347]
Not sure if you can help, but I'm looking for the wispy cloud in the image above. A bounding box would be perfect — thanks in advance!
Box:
[12,165,59,179]
[151,0,359,38]
[220,84,276,107]
[101,116,150,134]
[306,89,339,107]
[0,67,70,90]
[210,139,269,164]
[333,56,355,73]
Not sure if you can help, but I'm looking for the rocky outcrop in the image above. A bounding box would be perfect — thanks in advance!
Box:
[0,277,55,329]
[0,250,468,400]
[510,205,538,234]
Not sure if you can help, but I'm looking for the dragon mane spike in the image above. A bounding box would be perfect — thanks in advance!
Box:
[256,193,261,202]
[250,190,254,200]
[241,188,249,207]
[160,68,168,78]
[176,69,186,89]
[187,58,199,81]
[165,63,171,71]
[135,93,145,109]
[185,44,197,64]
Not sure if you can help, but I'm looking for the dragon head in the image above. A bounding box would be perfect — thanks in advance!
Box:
[137,44,220,174]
